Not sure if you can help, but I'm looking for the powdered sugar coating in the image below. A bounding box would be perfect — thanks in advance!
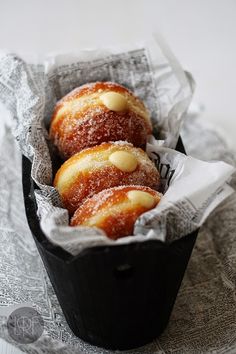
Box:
[50,82,152,159]
[54,142,160,214]
[70,185,162,240]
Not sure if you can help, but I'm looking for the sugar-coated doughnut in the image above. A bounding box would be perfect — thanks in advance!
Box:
[54,141,160,214]
[50,82,152,159]
[70,186,162,240]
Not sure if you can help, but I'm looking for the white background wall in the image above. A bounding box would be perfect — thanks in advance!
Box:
[0,0,235,352]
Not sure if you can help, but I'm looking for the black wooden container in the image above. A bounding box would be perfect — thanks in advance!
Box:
[22,138,198,350]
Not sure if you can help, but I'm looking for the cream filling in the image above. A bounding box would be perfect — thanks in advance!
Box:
[127,190,155,208]
[108,151,138,172]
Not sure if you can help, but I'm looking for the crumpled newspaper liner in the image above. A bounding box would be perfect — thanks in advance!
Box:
[0,35,234,257]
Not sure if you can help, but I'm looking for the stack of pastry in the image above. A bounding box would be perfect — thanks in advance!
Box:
[50,82,162,240]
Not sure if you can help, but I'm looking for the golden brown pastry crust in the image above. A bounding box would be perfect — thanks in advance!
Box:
[54,142,160,215]
[70,186,161,240]
[50,82,152,159]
